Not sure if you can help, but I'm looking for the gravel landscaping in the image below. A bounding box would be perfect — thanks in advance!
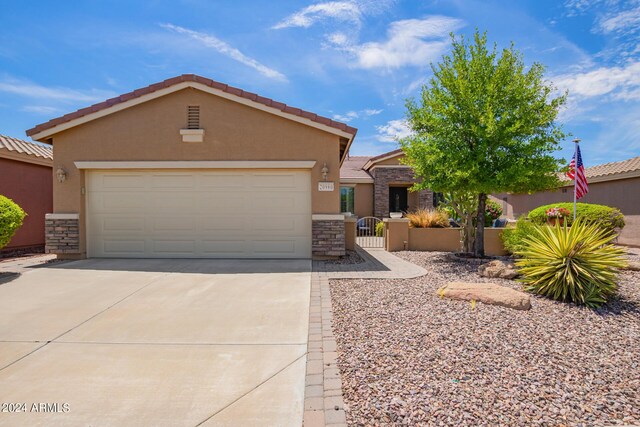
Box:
[330,251,640,426]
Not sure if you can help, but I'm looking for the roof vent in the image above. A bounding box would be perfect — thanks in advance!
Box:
[180,105,204,142]
[187,105,200,129]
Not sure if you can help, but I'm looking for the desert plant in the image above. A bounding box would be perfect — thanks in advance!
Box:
[375,221,384,237]
[501,216,537,255]
[515,219,627,308]
[0,195,27,249]
[405,209,450,228]
[528,202,625,234]
[484,200,503,226]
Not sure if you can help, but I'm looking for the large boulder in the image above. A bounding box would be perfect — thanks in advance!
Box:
[478,260,519,279]
[439,282,531,310]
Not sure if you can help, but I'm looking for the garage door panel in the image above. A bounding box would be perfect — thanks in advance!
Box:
[199,174,246,188]
[152,240,196,254]
[150,174,195,189]
[201,215,245,231]
[92,173,147,190]
[201,240,246,254]
[249,173,298,189]
[87,170,311,258]
[199,195,245,212]
[102,239,146,255]
[152,217,197,232]
[88,193,147,211]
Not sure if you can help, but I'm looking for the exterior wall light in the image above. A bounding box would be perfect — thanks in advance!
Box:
[56,167,67,183]
[321,162,329,181]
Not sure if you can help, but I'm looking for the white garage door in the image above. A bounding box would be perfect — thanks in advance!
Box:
[86,170,311,258]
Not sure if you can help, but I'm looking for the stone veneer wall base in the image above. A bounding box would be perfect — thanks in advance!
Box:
[312,220,346,257]
[45,214,80,255]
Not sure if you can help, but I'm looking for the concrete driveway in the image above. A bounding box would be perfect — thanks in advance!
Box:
[0,258,311,426]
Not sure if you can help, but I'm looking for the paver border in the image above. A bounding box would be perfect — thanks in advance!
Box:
[303,274,347,426]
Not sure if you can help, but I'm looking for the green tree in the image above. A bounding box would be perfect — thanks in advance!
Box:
[401,30,567,256]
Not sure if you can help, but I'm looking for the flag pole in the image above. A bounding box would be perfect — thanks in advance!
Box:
[572,138,581,222]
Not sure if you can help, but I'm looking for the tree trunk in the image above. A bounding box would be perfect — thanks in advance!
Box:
[462,212,475,253]
[474,193,487,257]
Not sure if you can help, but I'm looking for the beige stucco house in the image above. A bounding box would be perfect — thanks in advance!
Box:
[26,74,357,259]
[494,156,640,247]
[339,149,434,218]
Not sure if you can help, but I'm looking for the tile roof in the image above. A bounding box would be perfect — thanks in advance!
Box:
[367,148,403,163]
[0,134,53,161]
[26,74,358,139]
[340,156,373,180]
[583,156,640,178]
[561,155,640,182]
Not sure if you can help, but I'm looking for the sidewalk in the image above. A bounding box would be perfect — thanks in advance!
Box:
[312,247,427,279]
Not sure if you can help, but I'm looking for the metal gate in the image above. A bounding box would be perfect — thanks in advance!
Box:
[356,216,385,248]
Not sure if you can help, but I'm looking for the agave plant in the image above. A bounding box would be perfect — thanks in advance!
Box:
[515,219,627,308]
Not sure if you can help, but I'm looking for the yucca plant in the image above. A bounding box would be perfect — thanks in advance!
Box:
[515,219,627,308]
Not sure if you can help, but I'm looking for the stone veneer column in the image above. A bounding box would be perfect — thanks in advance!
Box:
[372,167,435,218]
[312,215,346,257]
[45,213,80,255]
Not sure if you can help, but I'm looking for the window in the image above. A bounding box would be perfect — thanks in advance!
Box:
[340,186,355,214]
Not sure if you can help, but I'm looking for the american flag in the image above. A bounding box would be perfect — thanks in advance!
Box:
[567,145,588,199]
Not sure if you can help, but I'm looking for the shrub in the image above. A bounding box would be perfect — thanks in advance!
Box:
[485,199,503,226]
[528,202,625,234]
[405,209,450,228]
[515,219,627,308]
[0,195,27,249]
[375,221,384,237]
[501,216,537,255]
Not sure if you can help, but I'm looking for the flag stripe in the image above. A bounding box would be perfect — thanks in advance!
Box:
[569,145,588,199]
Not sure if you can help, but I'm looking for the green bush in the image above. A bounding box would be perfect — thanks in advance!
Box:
[0,195,26,249]
[515,219,627,308]
[375,221,384,237]
[501,216,537,254]
[528,202,625,234]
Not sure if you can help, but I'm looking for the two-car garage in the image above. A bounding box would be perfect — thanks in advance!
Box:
[27,74,357,259]
[85,168,312,258]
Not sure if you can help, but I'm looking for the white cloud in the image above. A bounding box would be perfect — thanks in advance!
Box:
[375,119,412,142]
[0,79,115,103]
[272,0,394,30]
[273,1,362,29]
[21,105,62,114]
[598,7,640,34]
[161,23,287,81]
[552,61,640,99]
[329,16,464,69]
[332,108,382,122]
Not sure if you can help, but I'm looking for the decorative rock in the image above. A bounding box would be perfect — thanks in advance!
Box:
[478,260,519,279]
[439,281,531,310]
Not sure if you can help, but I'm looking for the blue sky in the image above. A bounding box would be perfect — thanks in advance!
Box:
[1,0,638,165]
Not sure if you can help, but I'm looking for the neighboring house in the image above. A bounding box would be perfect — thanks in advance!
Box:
[0,134,53,252]
[26,74,357,259]
[339,149,434,218]
[494,156,640,247]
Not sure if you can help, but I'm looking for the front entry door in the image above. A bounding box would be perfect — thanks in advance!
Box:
[389,187,408,213]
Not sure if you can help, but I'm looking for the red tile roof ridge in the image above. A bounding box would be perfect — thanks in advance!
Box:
[0,134,53,160]
[26,74,358,138]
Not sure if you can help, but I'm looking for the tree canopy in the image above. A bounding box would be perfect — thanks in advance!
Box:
[400,30,567,256]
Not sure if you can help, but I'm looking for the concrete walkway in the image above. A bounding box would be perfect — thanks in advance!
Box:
[0,258,311,427]
[313,247,427,279]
